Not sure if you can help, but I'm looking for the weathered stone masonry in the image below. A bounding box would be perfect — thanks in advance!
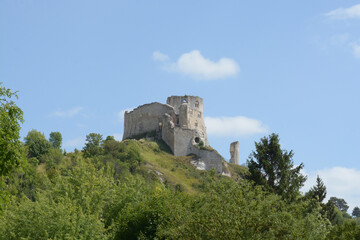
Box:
[123,95,224,173]
[230,141,239,165]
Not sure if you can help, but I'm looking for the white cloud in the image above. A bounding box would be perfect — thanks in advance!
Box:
[52,107,83,117]
[204,116,269,137]
[175,50,239,80]
[326,4,360,19]
[63,136,84,150]
[350,42,360,58]
[154,50,240,80]
[152,51,169,61]
[302,167,360,213]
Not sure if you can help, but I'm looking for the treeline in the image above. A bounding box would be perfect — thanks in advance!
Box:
[1,83,360,239]
[0,131,359,239]
[0,133,327,239]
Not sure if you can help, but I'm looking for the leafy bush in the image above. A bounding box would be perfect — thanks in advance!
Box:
[326,220,360,240]
[157,176,330,239]
[0,194,106,240]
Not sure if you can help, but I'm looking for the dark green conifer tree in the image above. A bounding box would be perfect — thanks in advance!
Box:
[306,175,327,202]
[247,133,306,201]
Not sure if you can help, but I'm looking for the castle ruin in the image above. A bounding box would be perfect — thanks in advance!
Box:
[230,141,239,165]
[123,95,239,173]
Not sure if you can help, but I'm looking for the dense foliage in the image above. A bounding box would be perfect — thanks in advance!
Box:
[0,83,24,210]
[1,132,360,239]
[0,135,343,239]
[0,85,24,176]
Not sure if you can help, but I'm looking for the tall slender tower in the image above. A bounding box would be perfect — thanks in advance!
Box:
[230,141,239,164]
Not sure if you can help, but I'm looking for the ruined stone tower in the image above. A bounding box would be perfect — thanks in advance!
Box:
[122,95,223,173]
[164,95,209,151]
[229,141,239,165]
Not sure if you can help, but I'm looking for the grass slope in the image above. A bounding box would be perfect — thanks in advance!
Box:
[128,139,248,194]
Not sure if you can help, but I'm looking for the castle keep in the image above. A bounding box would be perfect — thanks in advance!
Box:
[123,95,238,173]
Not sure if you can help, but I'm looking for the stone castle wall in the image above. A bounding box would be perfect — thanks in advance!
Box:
[172,127,198,156]
[122,102,174,140]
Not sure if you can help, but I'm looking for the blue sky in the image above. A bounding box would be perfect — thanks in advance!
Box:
[1,1,360,210]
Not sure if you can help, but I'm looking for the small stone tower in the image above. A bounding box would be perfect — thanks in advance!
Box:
[229,141,239,164]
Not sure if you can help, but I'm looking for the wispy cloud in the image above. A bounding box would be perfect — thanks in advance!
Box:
[204,116,269,137]
[152,51,169,61]
[350,42,360,58]
[326,4,360,19]
[329,33,350,45]
[52,107,83,117]
[302,167,360,213]
[153,50,240,80]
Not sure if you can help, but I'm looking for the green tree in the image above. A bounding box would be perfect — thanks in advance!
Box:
[306,175,327,202]
[0,83,24,210]
[105,135,115,141]
[0,156,115,239]
[24,130,51,160]
[0,187,107,240]
[322,200,337,224]
[329,197,349,212]
[246,133,307,201]
[0,84,24,177]
[49,131,62,149]
[83,133,103,157]
[326,220,360,240]
[352,207,360,218]
[157,176,330,240]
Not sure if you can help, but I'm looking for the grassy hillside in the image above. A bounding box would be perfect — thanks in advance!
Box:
[126,139,248,194]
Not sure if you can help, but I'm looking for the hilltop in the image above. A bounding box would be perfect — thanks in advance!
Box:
[119,139,248,193]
